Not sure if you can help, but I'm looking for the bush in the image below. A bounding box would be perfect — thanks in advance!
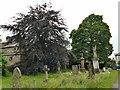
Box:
[0,49,10,76]
[2,59,8,76]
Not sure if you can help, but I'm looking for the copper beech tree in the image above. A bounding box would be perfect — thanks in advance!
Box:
[1,3,69,74]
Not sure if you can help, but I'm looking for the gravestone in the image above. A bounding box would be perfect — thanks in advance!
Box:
[103,67,106,72]
[57,61,61,73]
[12,67,21,88]
[72,65,78,75]
[80,53,85,72]
[92,59,100,72]
[43,65,50,82]
[92,45,100,73]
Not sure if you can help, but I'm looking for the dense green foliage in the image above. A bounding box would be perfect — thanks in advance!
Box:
[70,14,113,61]
[0,49,9,76]
[1,3,69,74]
[2,59,7,76]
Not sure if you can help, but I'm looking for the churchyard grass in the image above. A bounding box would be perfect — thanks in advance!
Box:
[86,70,118,88]
[0,78,1,89]
[2,70,118,88]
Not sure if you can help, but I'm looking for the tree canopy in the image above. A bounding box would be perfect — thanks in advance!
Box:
[1,3,69,74]
[70,14,113,62]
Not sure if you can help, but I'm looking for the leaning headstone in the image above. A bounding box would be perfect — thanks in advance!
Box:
[72,65,78,75]
[12,67,21,88]
[57,61,61,73]
[43,65,50,82]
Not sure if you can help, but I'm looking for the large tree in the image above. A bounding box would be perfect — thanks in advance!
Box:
[70,14,113,62]
[1,3,69,74]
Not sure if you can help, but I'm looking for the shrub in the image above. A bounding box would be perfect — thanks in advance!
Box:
[0,49,10,76]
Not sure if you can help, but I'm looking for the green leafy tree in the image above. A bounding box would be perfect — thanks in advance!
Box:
[70,14,113,78]
[70,14,113,62]
[1,3,69,74]
[0,49,9,76]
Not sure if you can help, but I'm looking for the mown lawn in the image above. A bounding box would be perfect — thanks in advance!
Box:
[2,70,118,88]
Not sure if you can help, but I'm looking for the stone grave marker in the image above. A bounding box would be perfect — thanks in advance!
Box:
[43,65,50,82]
[92,45,100,73]
[12,67,21,88]
[92,59,100,73]
[57,61,61,73]
[103,67,106,72]
[72,65,78,75]
[80,53,85,72]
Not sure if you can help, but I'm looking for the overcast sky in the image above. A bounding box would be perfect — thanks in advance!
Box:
[0,0,119,58]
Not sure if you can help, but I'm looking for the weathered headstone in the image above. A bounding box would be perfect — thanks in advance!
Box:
[92,59,100,73]
[72,65,78,75]
[43,65,50,82]
[92,45,100,73]
[103,67,106,72]
[80,53,85,72]
[12,67,21,88]
[57,61,61,73]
